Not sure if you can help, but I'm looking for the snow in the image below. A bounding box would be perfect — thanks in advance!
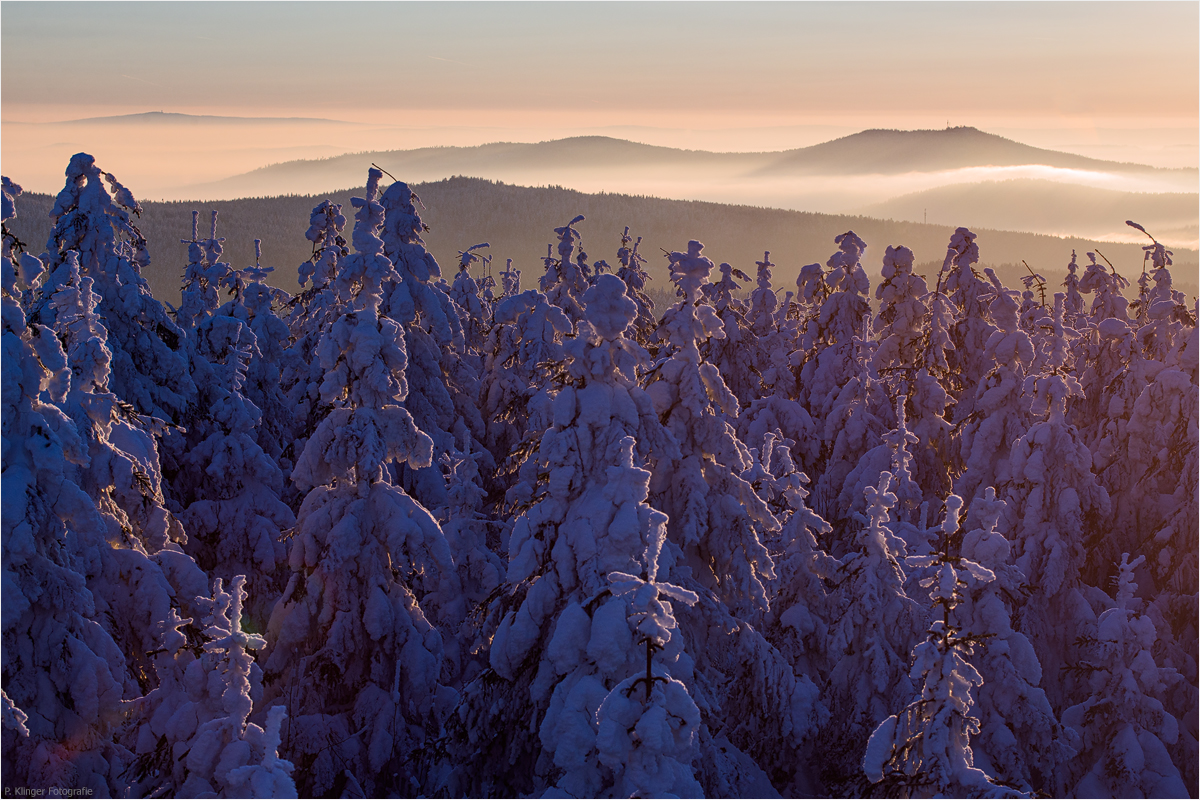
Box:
[2,155,1195,800]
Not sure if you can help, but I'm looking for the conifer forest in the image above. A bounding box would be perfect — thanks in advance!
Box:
[2,154,1197,799]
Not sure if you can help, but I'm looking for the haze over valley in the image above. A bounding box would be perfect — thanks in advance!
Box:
[5,114,1196,256]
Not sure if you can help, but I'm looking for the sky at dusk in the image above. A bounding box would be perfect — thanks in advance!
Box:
[1,1,1197,197]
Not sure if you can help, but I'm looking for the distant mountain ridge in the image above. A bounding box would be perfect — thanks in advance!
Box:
[195,126,1193,193]
[761,126,1187,175]
[5,111,359,126]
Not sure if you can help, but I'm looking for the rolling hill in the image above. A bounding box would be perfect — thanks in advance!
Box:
[187,127,1196,200]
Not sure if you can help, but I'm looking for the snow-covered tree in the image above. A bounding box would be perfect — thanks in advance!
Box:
[863,494,1024,799]
[821,471,926,794]
[647,240,778,616]
[614,226,657,346]
[283,198,348,464]
[480,287,573,481]
[498,257,520,298]
[955,488,1079,795]
[1062,250,1085,328]
[1078,250,1130,323]
[953,270,1034,508]
[539,215,590,323]
[940,228,996,423]
[1003,296,1111,706]
[737,254,817,477]
[595,530,704,798]
[816,314,891,538]
[379,179,491,512]
[873,244,954,506]
[1063,554,1189,798]
[176,210,237,334]
[449,274,682,795]
[759,442,837,675]
[217,245,295,467]
[2,178,129,795]
[702,259,758,406]
[32,153,195,426]
[126,576,296,798]
[450,241,492,355]
[797,231,872,425]
[42,247,219,740]
[262,169,458,797]
[175,259,295,625]
[875,244,927,377]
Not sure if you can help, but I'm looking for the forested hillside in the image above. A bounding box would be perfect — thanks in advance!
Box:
[9,177,1196,303]
[2,156,1197,799]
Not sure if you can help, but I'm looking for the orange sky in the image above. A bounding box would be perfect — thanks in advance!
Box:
[2,2,1196,198]
[4,3,1196,125]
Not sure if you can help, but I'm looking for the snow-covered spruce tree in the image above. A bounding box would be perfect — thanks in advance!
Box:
[1080,243,1196,597]
[1070,297,1146,458]
[953,269,1034,508]
[649,242,826,794]
[820,471,926,794]
[874,245,928,378]
[841,397,929,559]
[1062,554,1189,798]
[539,215,590,323]
[850,249,932,525]
[32,153,195,426]
[42,248,223,737]
[126,576,296,798]
[595,524,705,798]
[615,226,658,347]
[702,260,759,406]
[646,240,778,617]
[747,251,779,338]
[1112,332,1198,761]
[444,274,682,796]
[176,210,236,334]
[480,287,573,478]
[438,438,506,683]
[2,178,129,795]
[378,179,492,512]
[753,252,802,402]
[753,450,840,786]
[874,244,955,506]
[1133,238,1192,369]
[797,231,872,425]
[1017,268,1050,341]
[794,231,880,497]
[450,242,492,357]
[758,448,839,751]
[2,177,48,310]
[738,254,818,478]
[1078,250,1130,323]
[1062,250,1086,329]
[956,488,1079,796]
[1003,295,1111,708]
[815,314,892,542]
[46,249,188,555]
[939,227,997,424]
[863,495,1024,799]
[262,169,458,798]
[1021,272,1076,383]
[282,198,348,470]
[174,249,295,627]
[499,257,521,298]
[217,243,295,468]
